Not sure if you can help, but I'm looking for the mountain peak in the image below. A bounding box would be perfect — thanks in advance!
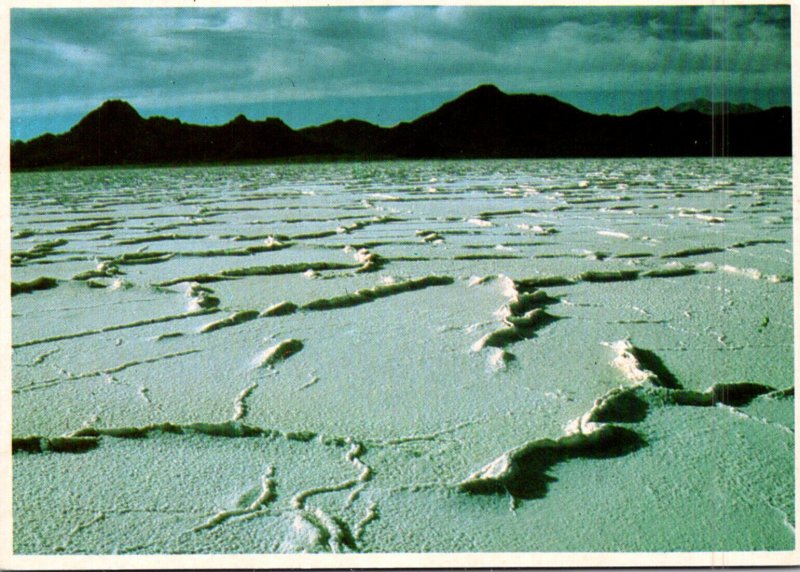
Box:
[94,99,142,119]
[424,84,509,119]
[229,114,252,126]
[468,84,505,95]
[99,99,137,110]
[458,84,507,102]
[73,99,144,132]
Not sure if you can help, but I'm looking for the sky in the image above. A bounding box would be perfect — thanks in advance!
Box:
[11,5,792,141]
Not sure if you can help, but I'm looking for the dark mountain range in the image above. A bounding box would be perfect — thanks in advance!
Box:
[11,85,791,170]
[669,98,762,115]
[12,100,333,169]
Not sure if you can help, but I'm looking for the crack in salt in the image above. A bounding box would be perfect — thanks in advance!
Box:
[232,382,258,422]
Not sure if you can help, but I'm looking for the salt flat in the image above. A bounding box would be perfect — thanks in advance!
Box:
[10,158,794,554]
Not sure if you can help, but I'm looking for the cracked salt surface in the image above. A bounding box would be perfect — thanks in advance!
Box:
[10,158,794,554]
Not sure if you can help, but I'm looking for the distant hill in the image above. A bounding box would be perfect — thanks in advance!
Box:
[11,100,334,169]
[299,118,391,157]
[669,98,762,115]
[11,85,791,170]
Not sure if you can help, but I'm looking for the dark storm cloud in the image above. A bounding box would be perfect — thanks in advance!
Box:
[11,5,792,140]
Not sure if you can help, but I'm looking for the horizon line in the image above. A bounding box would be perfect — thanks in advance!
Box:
[13,84,786,144]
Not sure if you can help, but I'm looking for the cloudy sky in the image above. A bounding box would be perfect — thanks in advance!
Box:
[11,5,792,141]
